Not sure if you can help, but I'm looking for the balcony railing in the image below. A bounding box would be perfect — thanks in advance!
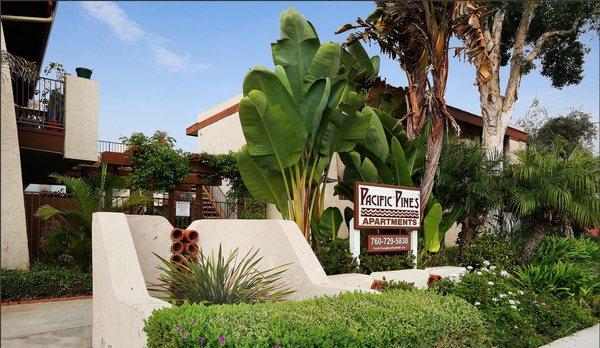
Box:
[98,140,127,154]
[14,76,65,132]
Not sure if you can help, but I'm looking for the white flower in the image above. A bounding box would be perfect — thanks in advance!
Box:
[483,260,490,267]
[508,300,516,305]
[474,301,481,306]
[516,300,521,304]
[517,290,524,295]
[499,293,507,298]
[511,305,517,310]
[500,270,510,277]
[467,266,473,270]
[489,265,496,270]
[508,291,514,296]
[492,298,498,302]
[487,281,494,286]
[476,271,483,275]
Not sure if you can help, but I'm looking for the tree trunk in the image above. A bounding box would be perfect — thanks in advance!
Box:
[521,224,546,263]
[458,218,474,260]
[420,114,444,209]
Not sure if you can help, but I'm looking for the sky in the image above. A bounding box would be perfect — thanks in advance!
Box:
[43,1,600,152]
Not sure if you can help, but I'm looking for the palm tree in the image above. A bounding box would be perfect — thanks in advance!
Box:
[436,138,502,258]
[505,141,600,261]
[36,165,149,269]
[337,0,493,208]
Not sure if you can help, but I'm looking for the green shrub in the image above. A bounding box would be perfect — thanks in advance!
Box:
[418,245,460,268]
[314,239,359,275]
[144,291,490,347]
[377,279,417,292]
[431,266,598,347]
[0,266,91,301]
[359,250,414,273]
[532,236,600,265]
[463,234,520,270]
[150,246,293,306]
[515,261,600,299]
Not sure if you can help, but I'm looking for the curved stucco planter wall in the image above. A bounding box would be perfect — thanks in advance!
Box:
[92,213,365,347]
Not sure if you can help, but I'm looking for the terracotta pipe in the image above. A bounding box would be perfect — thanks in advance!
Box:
[187,254,199,263]
[170,254,184,264]
[187,230,199,243]
[184,243,199,255]
[171,242,184,254]
[171,228,184,242]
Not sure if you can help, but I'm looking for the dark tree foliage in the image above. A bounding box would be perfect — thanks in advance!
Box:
[120,131,192,192]
[494,0,598,88]
[535,110,598,152]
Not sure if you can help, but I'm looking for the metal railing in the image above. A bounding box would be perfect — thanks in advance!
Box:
[14,76,65,132]
[98,140,127,154]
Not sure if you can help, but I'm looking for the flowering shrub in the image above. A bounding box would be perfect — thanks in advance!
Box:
[144,291,489,347]
[429,261,597,347]
[462,234,520,270]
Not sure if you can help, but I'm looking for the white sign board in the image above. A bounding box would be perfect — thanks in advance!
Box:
[175,201,191,217]
[354,181,421,230]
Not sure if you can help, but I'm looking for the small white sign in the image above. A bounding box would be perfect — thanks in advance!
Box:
[354,181,421,229]
[175,201,190,217]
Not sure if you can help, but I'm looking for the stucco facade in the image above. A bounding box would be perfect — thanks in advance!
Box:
[64,75,100,162]
[1,23,30,270]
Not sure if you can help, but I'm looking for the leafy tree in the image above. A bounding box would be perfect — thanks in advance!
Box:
[505,142,600,261]
[466,0,599,155]
[120,131,191,193]
[36,165,149,269]
[337,0,492,207]
[435,138,503,258]
[535,110,598,153]
[236,8,378,239]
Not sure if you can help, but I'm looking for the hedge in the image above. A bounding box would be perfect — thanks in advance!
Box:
[0,266,92,301]
[144,290,490,347]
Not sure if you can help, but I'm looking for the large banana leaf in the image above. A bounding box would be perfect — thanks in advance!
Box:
[236,147,288,215]
[301,78,331,149]
[318,207,343,241]
[239,72,306,170]
[320,106,372,156]
[304,42,341,89]
[362,107,389,161]
[423,202,443,252]
[390,137,414,186]
[271,8,320,101]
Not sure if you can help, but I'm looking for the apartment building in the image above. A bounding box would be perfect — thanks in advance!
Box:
[1,1,99,269]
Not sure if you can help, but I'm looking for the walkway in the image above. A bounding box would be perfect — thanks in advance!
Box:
[541,324,599,348]
[1,299,92,348]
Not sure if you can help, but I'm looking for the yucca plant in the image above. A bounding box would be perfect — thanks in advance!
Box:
[532,236,600,266]
[515,261,600,299]
[505,140,600,261]
[151,245,293,306]
[36,165,149,269]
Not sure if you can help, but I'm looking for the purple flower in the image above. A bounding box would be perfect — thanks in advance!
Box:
[198,336,206,345]
[191,319,198,325]
[174,326,182,333]
[274,345,281,348]
[219,335,226,345]
[181,331,189,340]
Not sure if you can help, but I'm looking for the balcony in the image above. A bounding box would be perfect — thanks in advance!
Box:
[14,74,99,185]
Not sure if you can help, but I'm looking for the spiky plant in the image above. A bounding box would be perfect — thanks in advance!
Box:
[505,141,600,261]
[436,138,502,258]
[36,165,149,269]
[151,245,293,306]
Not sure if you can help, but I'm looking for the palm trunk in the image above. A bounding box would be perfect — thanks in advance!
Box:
[458,217,474,260]
[521,224,546,263]
[420,114,444,209]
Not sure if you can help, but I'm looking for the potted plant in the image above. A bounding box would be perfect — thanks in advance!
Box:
[75,67,92,79]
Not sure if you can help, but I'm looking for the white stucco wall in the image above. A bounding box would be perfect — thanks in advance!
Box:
[64,75,99,162]
[1,23,30,270]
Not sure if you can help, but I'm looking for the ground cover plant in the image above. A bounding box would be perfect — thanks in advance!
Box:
[0,264,91,301]
[144,290,489,348]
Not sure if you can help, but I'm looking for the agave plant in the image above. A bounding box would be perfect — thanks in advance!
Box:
[150,245,293,306]
[237,8,381,239]
[36,165,149,269]
[505,141,600,261]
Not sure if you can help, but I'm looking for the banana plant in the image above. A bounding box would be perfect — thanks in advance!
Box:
[236,8,379,240]
[334,109,463,252]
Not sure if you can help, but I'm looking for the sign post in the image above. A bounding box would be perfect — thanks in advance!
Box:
[353,182,421,268]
